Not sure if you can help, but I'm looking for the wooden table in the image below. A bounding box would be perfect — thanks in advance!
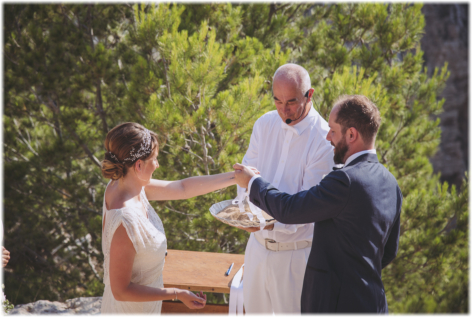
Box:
[163,249,245,293]
[162,249,245,314]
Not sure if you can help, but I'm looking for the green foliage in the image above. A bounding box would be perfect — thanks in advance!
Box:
[3,4,134,304]
[384,176,468,312]
[2,284,14,313]
[3,3,467,312]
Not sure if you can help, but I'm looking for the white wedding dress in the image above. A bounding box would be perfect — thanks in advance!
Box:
[101,183,167,314]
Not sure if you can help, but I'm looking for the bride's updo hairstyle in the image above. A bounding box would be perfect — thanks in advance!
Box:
[101,122,158,180]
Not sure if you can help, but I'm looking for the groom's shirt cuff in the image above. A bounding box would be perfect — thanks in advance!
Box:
[247,175,261,195]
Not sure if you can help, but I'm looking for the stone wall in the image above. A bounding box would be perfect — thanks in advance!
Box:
[10,297,102,315]
[421,4,469,189]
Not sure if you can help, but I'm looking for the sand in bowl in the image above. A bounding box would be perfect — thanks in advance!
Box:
[217,203,274,223]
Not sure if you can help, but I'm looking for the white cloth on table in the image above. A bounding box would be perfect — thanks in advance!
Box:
[229,264,244,315]
[100,182,167,314]
[239,106,334,313]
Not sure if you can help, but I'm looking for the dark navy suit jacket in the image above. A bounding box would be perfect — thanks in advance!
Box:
[249,153,402,313]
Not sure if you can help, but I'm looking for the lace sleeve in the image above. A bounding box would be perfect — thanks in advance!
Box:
[105,208,148,254]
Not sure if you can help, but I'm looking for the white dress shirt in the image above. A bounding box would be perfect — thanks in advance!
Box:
[240,106,334,243]
[344,149,377,166]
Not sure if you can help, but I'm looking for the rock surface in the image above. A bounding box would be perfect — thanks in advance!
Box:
[10,297,102,315]
[421,4,469,189]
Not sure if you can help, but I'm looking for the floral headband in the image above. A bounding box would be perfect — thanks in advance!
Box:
[108,128,152,164]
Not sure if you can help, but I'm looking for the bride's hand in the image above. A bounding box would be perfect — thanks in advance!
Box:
[247,166,260,175]
[177,290,207,309]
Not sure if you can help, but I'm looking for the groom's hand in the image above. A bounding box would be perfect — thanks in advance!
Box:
[233,163,256,188]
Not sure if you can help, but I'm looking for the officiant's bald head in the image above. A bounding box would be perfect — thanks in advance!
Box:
[273,64,311,94]
[272,63,314,126]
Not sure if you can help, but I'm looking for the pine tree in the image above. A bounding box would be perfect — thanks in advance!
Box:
[3,4,135,303]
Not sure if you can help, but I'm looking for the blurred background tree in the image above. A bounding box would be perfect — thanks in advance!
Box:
[3,3,467,312]
[4,4,136,302]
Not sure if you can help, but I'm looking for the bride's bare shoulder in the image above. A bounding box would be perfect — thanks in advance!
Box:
[105,181,129,210]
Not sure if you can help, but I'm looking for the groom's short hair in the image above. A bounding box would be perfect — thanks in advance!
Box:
[334,95,381,145]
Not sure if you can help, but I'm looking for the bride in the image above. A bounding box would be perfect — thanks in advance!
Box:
[100,122,246,313]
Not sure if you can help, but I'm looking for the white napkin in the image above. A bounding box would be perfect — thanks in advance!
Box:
[229,264,244,315]
[235,186,266,230]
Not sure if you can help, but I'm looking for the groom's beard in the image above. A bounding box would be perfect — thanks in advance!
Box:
[331,137,349,165]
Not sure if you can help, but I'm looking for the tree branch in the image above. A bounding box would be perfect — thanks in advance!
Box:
[161,57,172,99]
[4,143,30,162]
[381,116,406,163]
[44,96,101,167]
[13,119,39,156]
[164,143,204,162]
[200,125,210,175]
[182,231,206,242]
[286,4,302,23]
[95,81,108,133]
[64,126,101,167]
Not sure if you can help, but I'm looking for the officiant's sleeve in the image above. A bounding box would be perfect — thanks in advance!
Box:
[242,117,260,169]
[238,117,261,196]
[248,171,350,224]
[236,115,260,206]
[301,136,334,192]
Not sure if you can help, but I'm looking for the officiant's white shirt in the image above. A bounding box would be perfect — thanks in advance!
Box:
[240,106,334,243]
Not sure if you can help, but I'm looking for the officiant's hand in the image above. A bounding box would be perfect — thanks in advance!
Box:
[233,163,256,188]
[247,166,261,175]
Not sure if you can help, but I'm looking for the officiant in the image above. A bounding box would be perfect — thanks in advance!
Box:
[233,64,334,313]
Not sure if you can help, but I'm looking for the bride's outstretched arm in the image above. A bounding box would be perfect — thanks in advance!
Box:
[144,171,236,201]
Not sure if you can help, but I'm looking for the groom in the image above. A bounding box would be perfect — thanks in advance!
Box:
[234,95,402,313]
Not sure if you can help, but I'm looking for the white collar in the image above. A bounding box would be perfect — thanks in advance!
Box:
[280,106,317,136]
[344,149,377,167]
